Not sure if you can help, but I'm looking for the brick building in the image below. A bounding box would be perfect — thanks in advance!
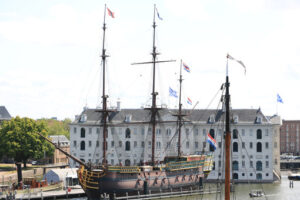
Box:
[49,135,70,164]
[280,120,300,155]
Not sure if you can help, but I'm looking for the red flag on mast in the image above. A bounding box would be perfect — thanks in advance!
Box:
[107,7,115,18]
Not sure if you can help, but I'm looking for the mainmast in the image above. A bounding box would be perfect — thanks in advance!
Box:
[132,5,175,165]
[224,58,231,200]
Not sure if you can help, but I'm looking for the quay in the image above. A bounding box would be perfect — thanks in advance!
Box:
[1,187,85,200]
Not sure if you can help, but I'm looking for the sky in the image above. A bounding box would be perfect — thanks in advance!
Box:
[0,0,300,120]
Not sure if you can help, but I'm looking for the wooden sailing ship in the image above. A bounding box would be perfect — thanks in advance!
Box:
[39,5,214,200]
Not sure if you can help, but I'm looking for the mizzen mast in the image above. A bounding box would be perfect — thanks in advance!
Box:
[132,4,175,165]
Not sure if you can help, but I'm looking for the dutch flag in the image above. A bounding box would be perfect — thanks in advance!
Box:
[207,133,217,150]
[187,97,192,105]
[183,62,190,73]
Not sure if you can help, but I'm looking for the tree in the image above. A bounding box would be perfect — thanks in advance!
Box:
[0,116,54,167]
[38,118,71,139]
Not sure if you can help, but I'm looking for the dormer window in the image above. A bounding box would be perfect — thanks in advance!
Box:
[80,114,87,122]
[125,115,132,123]
[209,115,215,123]
[233,115,239,124]
[256,116,262,124]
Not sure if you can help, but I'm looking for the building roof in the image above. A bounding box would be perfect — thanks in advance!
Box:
[71,107,272,125]
[49,135,70,146]
[0,106,11,120]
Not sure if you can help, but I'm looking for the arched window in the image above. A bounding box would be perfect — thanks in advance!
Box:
[233,173,239,180]
[125,128,131,138]
[233,161,239,170]
[209,129,215,152]
[80,141,85,150]
[256,142,262,152]
[125,159,131,166]
[257,129,262,139]
[233,129,238,139]
[125,141,130,151]
[81,128,85,138]
[256,173,262,180]
[233,142,238,152]
[256,161,262,171]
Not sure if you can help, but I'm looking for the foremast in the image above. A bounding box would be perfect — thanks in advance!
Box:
[98,4,114,165]
[224,57,231,200]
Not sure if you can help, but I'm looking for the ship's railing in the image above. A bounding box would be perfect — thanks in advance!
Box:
[108,166,140,173]
[165,160,205,171]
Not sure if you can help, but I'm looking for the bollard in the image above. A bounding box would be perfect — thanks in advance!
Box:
[143,181,148,195]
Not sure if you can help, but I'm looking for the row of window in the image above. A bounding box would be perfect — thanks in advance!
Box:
[75,127,270,140]
[230,160,269,171]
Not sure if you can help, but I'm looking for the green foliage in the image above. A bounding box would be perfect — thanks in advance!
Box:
[38,118,71,139]
[0,116,54,165]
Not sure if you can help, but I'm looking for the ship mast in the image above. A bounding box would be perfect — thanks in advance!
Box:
[98,4,112,165]
[132,5,175,165]
[173,60,186,157]
[224,58,231,200]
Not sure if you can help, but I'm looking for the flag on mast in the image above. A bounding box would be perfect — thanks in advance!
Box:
[107,7,115,18]
[277,94,283,103]
[183,62,190,73]
[156,7,163,20]
[187,97,192,105]
[169,87,178,98]
[227,54,246,75]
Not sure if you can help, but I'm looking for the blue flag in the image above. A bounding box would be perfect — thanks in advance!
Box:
[277,94,283,103]
[169,87,178,98]
[156,7,163,20]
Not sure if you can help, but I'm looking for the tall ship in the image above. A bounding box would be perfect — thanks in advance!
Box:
[73,5,213,199]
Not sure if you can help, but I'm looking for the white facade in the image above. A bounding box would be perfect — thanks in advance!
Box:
[69,108,281,182]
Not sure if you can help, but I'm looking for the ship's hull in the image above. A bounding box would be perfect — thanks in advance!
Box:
[78,156,213,200]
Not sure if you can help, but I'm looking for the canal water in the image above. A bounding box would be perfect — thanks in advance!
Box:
[69,173,299,200]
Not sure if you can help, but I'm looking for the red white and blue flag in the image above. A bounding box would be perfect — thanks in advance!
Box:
[107,7,115,18]
[207,133,217,150]
[187,97,192,105]
[183,62,190,73]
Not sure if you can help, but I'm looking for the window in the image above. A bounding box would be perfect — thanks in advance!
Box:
[256,161,262,171]
[74,127,77,133]
[203,142,206,148]
[250,161,253,168]
[242,142,245,149]
[233,115,239,123]
[195,142,198,148]
[166,128,171,136]
[203,129,206,136]
[233,129,238,139]
[156,142,161,149]
[209,115,215,123]
[218,129,222,136]
[125,141,130,151]
[111,141,114,147]
[242,160,245,168]
[242,129,245,136]
[81,128,86,138]
[141,128,145,135]
[265,142,269,149]
[256,116,262,124]
[233,161,239,170]
[233,173,239,180]
[73,141,77,148]
[266,161,269,168]
[233,142,238,152]
[141,141,145,148]
[186,141,189,149]
[125,159,131,166]
[111,159,114,165]
[89,128,92,134]
[119,141,122,147]
[257,142,262,152]
[80,141,85,150]
[186,129,189,137]
[134,141,137,148]
[156,129,161,135]
[148,141,151,147]
[89,141,92,147]
[218,142,222,148]
[97,128,100,134]
[125,128,131,138]
[194,128,198,136]
[256,173,262,180]
[250,142,253,149]
[265,129,269,136]
[257,129,262,139]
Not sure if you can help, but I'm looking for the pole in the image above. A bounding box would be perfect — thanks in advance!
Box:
[225,58,231,200]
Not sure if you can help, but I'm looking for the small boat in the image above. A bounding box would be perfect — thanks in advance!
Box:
[288,173,300,181]
[249,190,264,198]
